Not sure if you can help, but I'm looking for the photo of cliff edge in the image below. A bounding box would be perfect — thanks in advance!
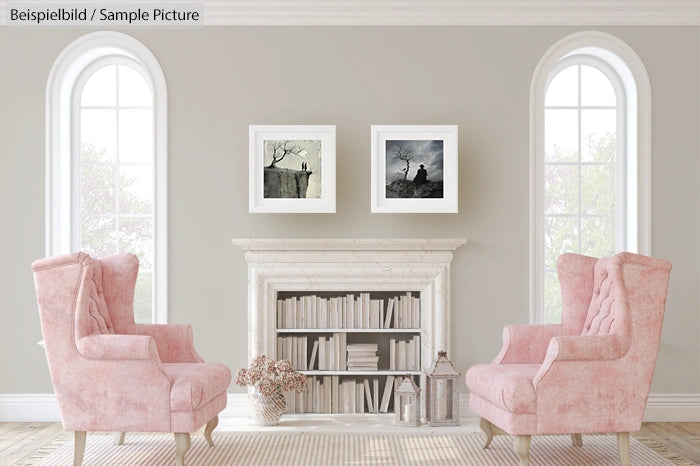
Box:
[263,139,322,199]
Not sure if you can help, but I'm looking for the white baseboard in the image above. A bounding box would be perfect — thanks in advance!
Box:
[643,394,700,422]
[2,392,699,423]
[0,394,62,422]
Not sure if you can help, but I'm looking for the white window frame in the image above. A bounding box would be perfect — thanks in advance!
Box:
[46,31,168,324]
[530,31,652,324]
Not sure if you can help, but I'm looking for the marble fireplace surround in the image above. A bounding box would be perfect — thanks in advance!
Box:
[232,239,467,366]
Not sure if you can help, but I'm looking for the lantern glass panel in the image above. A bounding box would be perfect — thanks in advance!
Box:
[437,379,454,421]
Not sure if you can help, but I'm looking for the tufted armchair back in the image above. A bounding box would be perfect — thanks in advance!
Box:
[75,254,116,338]
[581,254,630,339]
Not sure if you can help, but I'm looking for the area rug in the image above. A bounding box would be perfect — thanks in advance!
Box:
[34,431,673,465]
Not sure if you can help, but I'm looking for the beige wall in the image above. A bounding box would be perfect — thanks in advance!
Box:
[0,26,697,395]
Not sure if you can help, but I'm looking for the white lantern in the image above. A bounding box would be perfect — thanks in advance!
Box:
[424,350,460,426]
[394,374,421,427]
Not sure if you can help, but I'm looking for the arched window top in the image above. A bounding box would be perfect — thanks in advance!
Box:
[530,31,651,323]
[47,31,167,323]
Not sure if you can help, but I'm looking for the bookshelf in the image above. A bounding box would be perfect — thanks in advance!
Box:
[233,238,466,422]
[276,291,422,415]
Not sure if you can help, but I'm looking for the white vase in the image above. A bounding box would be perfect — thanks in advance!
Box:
[251,389,287,426]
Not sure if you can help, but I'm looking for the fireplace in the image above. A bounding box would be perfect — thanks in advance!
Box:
[233,238,466,417]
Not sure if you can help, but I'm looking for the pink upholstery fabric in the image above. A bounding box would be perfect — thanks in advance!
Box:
[32,252,231,434]
[465,364,539,413]
[466,252,671,437]
[164,363,231,411]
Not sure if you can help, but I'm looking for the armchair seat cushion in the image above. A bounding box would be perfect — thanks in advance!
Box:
[466,364,539,414]
[164,363,232,412]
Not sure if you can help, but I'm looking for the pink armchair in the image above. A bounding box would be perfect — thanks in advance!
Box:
[32,252,231,466]
[465,252,671,466]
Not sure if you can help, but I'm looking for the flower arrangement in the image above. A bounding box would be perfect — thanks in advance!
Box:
[235,354,308,398]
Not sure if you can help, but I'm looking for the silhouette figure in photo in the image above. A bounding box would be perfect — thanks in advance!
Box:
[413,164,427,185]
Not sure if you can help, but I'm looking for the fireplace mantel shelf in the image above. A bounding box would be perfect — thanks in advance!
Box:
[232,238,467,252]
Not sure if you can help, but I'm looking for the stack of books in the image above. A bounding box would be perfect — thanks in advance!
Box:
[346,343,379,371]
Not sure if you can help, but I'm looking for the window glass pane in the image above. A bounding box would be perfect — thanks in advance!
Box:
[80,159,115,216]
[545,65,578,107]
[581,109,616,162]
[545,165,579,214]
[119,109,153,164]
[118,65,152,107]
[581,65,616,107]
[544,216,579,270]
[544,270,563,324]
[80,65,116,107]
[81,217,117,257]
[119,217,153,270]
[581,165,616,215]
[119,165,153,215]
[545,109,578,162]
[133,270,152,324]
[81,109,116,161]
[581,216,616,258]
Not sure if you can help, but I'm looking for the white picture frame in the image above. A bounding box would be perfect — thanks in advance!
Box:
[249,125,336,213]
[371,125,458,213]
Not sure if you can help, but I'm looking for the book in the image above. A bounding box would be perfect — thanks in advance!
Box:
[331,376,339,414]
[348,379,356,413]
[346,294,355,328]
[379,375,395,413]
[363,379,373,413]
[302,335,308,370]
[319,336,326,370]
[405,292,412,328]
[339,333,347,371]
[413,335,420,370]
[379,299,384,329]
[277,300,284,328]
[357,381,365,413]
[389,338,396,370]
[309,340,319,370]
[362,293,371,329]
[328,336,335,371]
[323,376,332,413]
[413,296,420,330]
[373,378,379,414]
[384,298,395,329]
[398,340,406,370]
[369,299,379,329]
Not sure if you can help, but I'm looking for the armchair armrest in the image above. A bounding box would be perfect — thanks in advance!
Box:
[533,334,627,386]
[544,334,626,362]
[76,334,160,361]
[493,324,564,364]
[132,323,204,363]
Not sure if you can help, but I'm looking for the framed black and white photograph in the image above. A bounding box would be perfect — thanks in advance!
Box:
[249,125,336,213]
[371,125,458,213]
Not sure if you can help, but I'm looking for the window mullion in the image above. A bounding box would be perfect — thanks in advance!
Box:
[115,64,121,254]
[577,64,582,255]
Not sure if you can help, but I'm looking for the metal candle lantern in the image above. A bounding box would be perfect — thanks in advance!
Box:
[394,374,421,427]
[424,350,460,426]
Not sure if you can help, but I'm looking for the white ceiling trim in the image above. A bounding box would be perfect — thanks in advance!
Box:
[2,1,700,26]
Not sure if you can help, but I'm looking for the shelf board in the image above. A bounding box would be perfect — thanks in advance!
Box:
[277,328,421,333]
[300,370,421,375]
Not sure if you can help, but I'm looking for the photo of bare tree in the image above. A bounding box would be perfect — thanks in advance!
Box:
[263,139,322,199]
[385,140,444,199]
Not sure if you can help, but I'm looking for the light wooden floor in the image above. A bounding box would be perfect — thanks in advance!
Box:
[0,422,698,465]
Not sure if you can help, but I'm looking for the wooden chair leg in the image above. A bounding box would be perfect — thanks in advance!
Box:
[174,432,191,466]
[73,431,86,466]
[571,433,582,447]
[114,432,126,446]
[617,432,630,466]
[513,435,531,466]
[204,415,219,447]
[479,417,494,449]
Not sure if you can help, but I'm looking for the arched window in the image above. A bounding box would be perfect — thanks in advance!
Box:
[47,32,167,323]
[531,32,651,324]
